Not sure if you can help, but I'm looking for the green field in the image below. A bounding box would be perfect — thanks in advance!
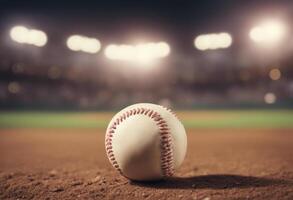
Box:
[0,110,293,129]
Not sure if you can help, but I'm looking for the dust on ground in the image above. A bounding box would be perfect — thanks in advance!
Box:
[0,128,292,200]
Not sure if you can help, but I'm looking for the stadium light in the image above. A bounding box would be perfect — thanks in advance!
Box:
[10,25,47,47]
[104,42,170,64]
[249,19,286,46]
[194,32,232,51]
[66,35,101,54]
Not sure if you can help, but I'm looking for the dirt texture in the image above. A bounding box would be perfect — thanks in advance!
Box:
[0,128,292,200]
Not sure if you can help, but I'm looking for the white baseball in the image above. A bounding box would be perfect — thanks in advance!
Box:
[105,103,187,181]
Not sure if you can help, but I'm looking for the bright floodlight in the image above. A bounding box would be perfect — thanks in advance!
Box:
[28,29,47,46]
[156,42,170,57]
[194,32,232,51]
[104,42,170,63]
[10,26,28,43]
[249,20,286,45]
[66,35,83,51]
[10,26,47,47]
[66,35,101,54]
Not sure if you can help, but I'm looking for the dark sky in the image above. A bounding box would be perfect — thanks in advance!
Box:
[1,0,292,49]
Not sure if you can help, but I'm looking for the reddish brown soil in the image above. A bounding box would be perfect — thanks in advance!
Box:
[0,128,292,200]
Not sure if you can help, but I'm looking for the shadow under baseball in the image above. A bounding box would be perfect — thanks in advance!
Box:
[131,174,292,189]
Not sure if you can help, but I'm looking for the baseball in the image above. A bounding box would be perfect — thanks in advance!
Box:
[105,103,187,181]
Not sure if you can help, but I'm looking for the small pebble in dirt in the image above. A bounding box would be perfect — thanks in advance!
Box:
[49,170,58,177]
[85,181,93,186]
[51,187,64,192]
[142,192,149,198]
[178,194,183,198]
[92,175,101,183]
[71,181,83,186]
[203,197,210,200]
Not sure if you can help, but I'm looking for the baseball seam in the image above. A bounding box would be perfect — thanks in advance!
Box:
[105,107,175,177]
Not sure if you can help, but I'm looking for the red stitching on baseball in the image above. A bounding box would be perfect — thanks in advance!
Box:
[105,107,175,177]
[161,105,181,121]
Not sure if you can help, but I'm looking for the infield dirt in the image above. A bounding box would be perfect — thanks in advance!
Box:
[0,128,292,199]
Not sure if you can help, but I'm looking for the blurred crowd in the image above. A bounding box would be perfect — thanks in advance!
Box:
[1,50,292,110]
[1,1,293,110]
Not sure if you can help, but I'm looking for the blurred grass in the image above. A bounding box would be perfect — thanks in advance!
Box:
[0,110,293,129]
[0,112,106,128]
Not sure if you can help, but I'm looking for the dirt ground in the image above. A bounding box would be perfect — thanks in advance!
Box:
[0,128,292,200]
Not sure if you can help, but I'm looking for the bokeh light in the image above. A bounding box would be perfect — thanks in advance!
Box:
[8,82,21,94]
[67,35,83,51]
[194,32,232,51]
[66,35,101,54]
[269,68,281,81]
[156,42,170,57]
[104,42,170,63]
[264,92,276,104]
[28,29,47,46]
[10,26,29,44]
[10,26,47,47]
[249,20,286,45]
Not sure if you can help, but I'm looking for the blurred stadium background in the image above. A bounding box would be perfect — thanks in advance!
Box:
[1,2,293,199]
[0,0,293,113]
